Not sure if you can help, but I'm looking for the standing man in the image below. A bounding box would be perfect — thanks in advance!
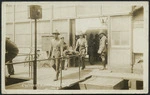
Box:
[5,37,19,75]
[75,32,87,70]
[93,34,100,62]
[60,36,69,70]
[49,30,63,81]
[88,33,94,65]
[98,33,107,70]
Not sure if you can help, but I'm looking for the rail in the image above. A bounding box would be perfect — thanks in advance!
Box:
[5,54,81,89]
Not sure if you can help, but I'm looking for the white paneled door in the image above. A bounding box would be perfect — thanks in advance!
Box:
[109,16,132,72]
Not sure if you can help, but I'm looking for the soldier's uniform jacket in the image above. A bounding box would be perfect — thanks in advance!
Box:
[50,38,62,58]
[5,38,19,64]
[98,35,107,54]
[76,38,87,51]
[76,38,87,57]
[6,39,19,55]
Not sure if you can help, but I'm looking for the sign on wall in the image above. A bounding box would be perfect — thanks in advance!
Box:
[41,36,52,51]
[29,5,42,19]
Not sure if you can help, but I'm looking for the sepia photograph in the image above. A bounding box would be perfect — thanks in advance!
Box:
[1,1,149,94]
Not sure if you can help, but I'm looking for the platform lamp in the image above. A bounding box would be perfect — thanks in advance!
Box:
[28,5,42,90]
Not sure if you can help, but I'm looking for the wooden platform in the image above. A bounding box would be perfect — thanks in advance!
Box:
[6,65,93,90]
[5,63,143,90]
[89,69,143,81]
[79,76,124,90]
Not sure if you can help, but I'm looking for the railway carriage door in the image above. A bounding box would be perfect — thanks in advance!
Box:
[109,16,132,73]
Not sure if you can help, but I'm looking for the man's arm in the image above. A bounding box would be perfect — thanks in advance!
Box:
[75,39,79,51]
[85,39,88,54]
[60,42,63,57]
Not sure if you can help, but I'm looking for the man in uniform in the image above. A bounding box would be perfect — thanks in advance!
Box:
[5,37,19,75]
[88,33,94,65]
[98,33,107,70]
[60,36,70,70]
[49,30,63,81]
[75,32,87,70]
[93,34,100,62]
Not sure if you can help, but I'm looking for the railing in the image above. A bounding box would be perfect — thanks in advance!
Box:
[5,54,81,89]
[13,53,35,78]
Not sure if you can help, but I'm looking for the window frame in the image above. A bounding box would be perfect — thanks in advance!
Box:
[110,16,131,48]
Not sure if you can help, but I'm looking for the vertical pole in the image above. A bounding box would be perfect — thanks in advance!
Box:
[130,15,134,73]
[60,58,62,89]
[33,19,37,90]
[13,5,15,42]
[79,56,80,80]
[31,54,34,78]
[107,16,111,70]
[29,54,31,77]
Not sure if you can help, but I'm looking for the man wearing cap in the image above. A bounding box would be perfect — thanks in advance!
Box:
[49,30,63,81]
[98,33,107,70]
[93,34,100,62]
[75,32,87,70]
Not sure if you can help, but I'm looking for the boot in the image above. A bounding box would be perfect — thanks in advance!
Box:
[102,64,107,70]
[81,58,85,70]
[7,61,14,75]
[54,71,59,81]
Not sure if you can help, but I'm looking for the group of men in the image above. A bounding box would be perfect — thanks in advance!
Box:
[49,30,108,81]
[5,29,107,82]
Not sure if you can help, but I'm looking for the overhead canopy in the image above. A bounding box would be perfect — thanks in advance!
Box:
[85,28,107,36]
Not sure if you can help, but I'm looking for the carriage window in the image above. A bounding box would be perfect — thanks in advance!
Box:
[111,16,131,47]
[112,31,129,46]
[112,31,120,45]
[121,32,129,45]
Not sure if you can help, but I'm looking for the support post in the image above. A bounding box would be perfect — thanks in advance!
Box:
[33,19,37,90]
[60,58,62,89]
[79,56,80,80]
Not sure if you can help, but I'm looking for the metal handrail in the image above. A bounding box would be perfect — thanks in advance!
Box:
[17,53,35,56]
[5,55,79,65]
[5,54,81,89]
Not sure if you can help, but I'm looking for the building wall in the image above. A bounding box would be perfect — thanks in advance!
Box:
[132,7,144,74]
[108,15,132,73]
[5,3,132,54]
[4,3,148,74]
[132,7,144,53]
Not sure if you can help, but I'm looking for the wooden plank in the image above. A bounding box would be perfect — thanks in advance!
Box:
[79,76,124,90]
[5,66,92,90]
[90,70,143,81]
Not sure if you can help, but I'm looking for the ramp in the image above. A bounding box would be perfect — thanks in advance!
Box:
[6,67,92,90]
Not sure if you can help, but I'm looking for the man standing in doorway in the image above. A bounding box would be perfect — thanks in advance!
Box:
[98,33,107,70]
[49,30,63,81]
[93,34,100,62]
[88,33,94,65]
